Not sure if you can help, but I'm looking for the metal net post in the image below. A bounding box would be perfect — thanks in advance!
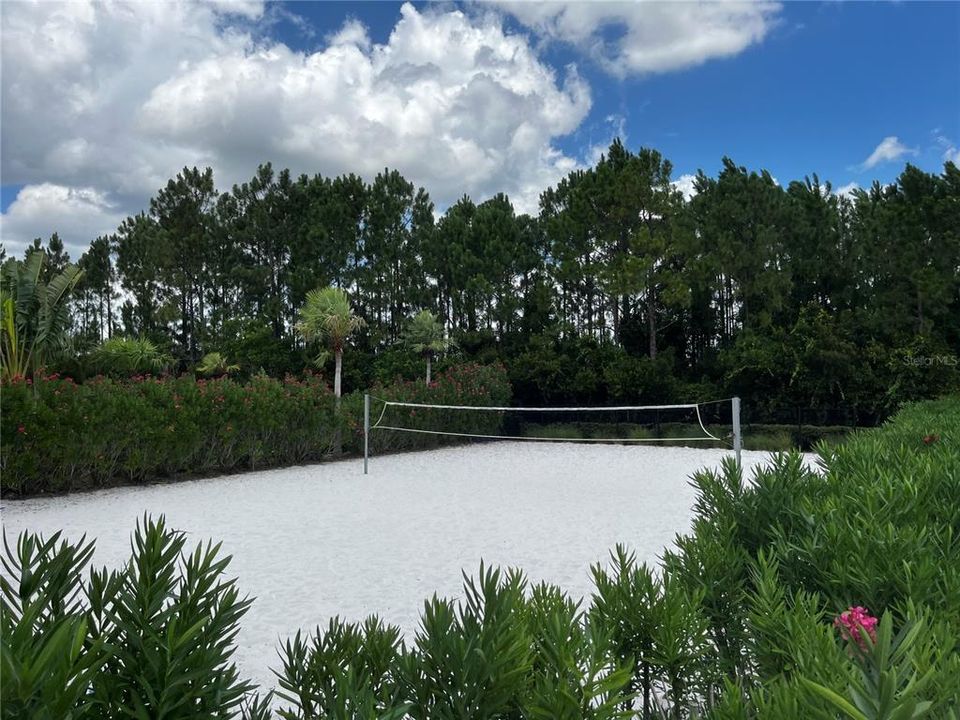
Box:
[732,396,742,466]
[364,393,370,474]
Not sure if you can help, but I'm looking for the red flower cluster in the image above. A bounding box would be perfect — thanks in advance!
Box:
[923,433,939,445]
[834,606,878,649]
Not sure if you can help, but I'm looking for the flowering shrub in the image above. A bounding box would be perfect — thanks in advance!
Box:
[662,397,960,715]
[1,363,511,496]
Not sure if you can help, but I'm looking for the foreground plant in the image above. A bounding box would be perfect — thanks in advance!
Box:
[0,531,104,718]
[0,515,262,719]
[272,564,635,720]
[803,611,958,720]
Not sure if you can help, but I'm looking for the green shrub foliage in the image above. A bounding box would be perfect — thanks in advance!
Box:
[88,336,173,377]
[0,515,263,719]
[1,362,511,495]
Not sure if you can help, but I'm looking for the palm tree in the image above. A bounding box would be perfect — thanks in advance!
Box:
[1,253,83,381]
[296,286,364,404]
[195,352,239,378]
[91,336,172,377]
[403,309,453,384]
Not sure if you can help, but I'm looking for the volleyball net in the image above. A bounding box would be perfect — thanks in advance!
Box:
[362,396,742,473]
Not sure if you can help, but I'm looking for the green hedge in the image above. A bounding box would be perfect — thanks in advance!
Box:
[1,363,511,496]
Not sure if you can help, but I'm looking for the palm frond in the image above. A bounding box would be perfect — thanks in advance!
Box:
[403,309,451,356]
[297,286,364,350]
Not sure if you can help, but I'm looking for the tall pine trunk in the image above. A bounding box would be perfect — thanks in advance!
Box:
[647,286,657,359]
[612,295,621,344]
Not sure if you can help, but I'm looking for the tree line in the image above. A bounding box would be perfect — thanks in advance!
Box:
[7,140,960,424]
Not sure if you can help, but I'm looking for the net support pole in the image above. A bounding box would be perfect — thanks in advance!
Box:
[732,396,742,466]
[363,393,370,475]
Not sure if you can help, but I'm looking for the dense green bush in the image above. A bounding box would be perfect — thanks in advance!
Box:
[1,362,511,495]
[1,515,268,720]
[1,372,341,495]
[663,398,960,716]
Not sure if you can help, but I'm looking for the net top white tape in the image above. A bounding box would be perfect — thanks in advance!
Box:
[369,398,702,412]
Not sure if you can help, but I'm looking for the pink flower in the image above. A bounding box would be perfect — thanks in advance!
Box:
[17,424,26,434]
[834,606,878,649]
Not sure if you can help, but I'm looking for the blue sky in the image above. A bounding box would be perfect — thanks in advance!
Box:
[274,0,959,188]
[1,1,958,257]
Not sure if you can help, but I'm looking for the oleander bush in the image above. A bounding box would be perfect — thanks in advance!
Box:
[661,397,960,716]
[0,515,269,720]
[1,362,511,496]
[1,372,342,495]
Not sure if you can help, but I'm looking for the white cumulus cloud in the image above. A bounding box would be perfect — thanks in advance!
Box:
[497,0,781,76]
[832,181,860,199]
[860,136,916,170]
[0,184,126,259]
[1,1,591,256]
[672,173,698,200]
[934,134,960,165]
